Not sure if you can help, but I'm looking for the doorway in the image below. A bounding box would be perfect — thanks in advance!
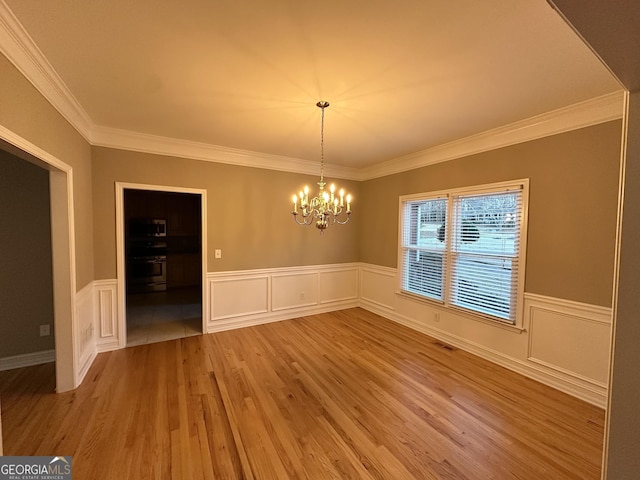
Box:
[0,150,55,377]
[0,134,76,396]
[120,186,206,346]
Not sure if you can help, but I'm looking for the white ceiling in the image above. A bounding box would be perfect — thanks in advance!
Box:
[2,0,622,170]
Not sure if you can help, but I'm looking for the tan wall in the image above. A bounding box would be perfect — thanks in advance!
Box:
[0,54,94,289]
[359,120,622,307]
[92,147,360,278]
[0,150,55,357]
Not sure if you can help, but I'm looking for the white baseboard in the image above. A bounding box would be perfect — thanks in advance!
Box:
[207,299,358,333]
[360,296,608,408]
[0,350,55,371]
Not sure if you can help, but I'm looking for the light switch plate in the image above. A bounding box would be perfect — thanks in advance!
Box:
[215,249,222,259]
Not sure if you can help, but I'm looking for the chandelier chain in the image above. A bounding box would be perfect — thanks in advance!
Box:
[319,103,325,183]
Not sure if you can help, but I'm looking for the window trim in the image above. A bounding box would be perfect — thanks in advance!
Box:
[397,179,530,328]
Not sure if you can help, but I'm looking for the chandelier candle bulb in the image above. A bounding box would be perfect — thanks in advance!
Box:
[293,195,297,212]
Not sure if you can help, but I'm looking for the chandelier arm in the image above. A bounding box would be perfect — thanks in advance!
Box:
[292,213,315,226]
[333,215,351,225]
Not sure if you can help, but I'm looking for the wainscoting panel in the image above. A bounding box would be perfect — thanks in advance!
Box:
[94,280,119,353]
[319,268,358,304]
[360,265,396,310]
[272,273,318,311]
[525,293,612,386]
[75,282,96,385]
[206,264,360,333]
[76,266,612,407]
[209,275,270,321]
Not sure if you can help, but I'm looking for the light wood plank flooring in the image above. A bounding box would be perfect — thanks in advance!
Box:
[0,308,604,479]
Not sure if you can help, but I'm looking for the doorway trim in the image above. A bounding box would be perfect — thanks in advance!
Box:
[115,182,208,348]
[0,125,77,394]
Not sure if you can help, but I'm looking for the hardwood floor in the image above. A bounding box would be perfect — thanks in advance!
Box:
[0,308,604,479]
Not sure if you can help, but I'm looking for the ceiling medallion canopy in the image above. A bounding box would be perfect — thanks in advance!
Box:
[291,101,352,233]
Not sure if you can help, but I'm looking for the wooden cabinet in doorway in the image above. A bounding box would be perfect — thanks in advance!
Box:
[167,253,201,288]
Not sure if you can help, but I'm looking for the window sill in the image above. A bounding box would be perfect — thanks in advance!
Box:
[396,291,526,334]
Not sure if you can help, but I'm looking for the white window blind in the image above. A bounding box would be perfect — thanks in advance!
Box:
[399,182,526,325]
[400,198,447,301]
[449,190,523,322]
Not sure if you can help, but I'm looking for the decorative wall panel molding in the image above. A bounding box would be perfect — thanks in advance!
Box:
[72,265,612,407]
[206,263,359,333]
[209,275,270,321]
[94,279,119,353]
[525,293,611,388]
[75,281,96,385]
[359,264,396,310]
[319,268,358,304]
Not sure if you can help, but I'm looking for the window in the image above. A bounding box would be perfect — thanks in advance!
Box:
[399,181,528,325]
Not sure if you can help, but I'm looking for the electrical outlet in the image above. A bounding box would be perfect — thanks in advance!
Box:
[40,324,51,337]
[215,249,222,259]
[433,312,440,323]
[300,291,305,300]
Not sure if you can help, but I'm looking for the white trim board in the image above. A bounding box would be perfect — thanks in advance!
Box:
[360,91,624,180]
[0,1,92,141]
[0,123,78,395]
[0,350,55,371]
[115,182,208,349]
[70,93,632,182]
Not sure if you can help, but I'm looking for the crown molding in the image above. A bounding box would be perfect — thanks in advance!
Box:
[0,0,626,182]
[91,126,360,180]
[358,90,625,180]
[0,0,93,141]
[92,91,624,182]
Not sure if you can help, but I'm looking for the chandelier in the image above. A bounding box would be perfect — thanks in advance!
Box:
[291,101,352,232]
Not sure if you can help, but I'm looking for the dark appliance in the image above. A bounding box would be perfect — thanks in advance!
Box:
[126,218,168,293]
[129,218,167,237]
[127,255,167,293]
